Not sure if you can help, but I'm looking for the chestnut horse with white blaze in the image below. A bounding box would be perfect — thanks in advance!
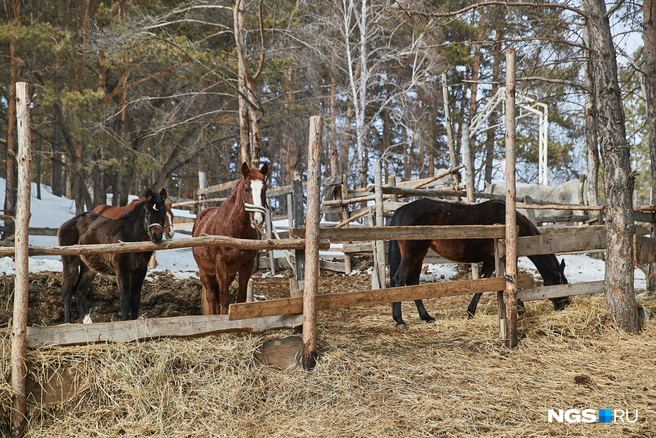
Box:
[192,162,268,315]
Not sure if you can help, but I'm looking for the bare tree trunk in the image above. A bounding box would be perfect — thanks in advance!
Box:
[484,27,503,184]
[583,29,600,216]
[234,0,251,166]
[583,0,639,332]
[643,0,656,294]
[330,45,339,177]
[5,13,18,217]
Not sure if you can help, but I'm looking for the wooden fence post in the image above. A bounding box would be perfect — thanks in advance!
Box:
[373,159,386,288]
[462,122,479,280]
[292,170,305,296]
[341,175,352,275]
[12,82,31,438]
[303,116,323,370]
[504,49,519,349]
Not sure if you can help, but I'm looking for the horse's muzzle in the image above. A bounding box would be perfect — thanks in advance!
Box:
[245,203,267,229]
[148,223,165,243]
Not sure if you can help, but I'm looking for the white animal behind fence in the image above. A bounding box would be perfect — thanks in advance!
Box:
[484,177,588,222]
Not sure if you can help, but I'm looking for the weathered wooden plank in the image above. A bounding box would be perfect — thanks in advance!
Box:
[0,235,330,257]
[197,179,239,196]
[537,225,605,234]
[291,225,507,242]
[499,228,607,257]
[633,211,655,224]
[26,367,77,404]
[0,227,58,236]
[519,281,604,301]
[634,235,656,265]
[228,276,534,320]
[26,314,303,347]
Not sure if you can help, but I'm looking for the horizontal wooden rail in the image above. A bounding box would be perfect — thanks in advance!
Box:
[291,225,507,242]
[0,235,330,257]
[519,281,604,302]
[24,314,303,347]
[500,228,607,257]
[228,276,534,320]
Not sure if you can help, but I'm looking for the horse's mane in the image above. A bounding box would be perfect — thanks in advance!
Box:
[120,199,148,221]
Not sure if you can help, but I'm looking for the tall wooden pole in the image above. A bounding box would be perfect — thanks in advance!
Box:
[373,159,386,288]
[12,82,32,438]
[461,122,479,280]
[504,50,519,349]
[441,73,460,189]
[292,170,305,295]
[302,116,323,370]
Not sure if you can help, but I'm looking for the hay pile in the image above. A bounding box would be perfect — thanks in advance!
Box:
[1,291,655,436]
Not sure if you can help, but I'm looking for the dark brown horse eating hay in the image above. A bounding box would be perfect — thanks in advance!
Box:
[192,162,268,315]
[58,188,168,323]
[92,198,175,239]
[388,198,570,329]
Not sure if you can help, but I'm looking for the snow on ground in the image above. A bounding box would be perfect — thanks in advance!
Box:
[0,178,646,289]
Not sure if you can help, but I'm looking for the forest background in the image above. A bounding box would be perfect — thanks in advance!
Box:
[0,0,648,218]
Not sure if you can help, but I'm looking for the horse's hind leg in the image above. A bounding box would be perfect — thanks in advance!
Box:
[61,255,81,323]
[75,264,96,324]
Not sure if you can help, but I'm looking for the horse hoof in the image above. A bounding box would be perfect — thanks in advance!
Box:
[467,312,475,319]
[395,323,407,330]
[425,317,436,324]
[517,307,526,316]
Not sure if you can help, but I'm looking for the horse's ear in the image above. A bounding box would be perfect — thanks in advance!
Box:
[145,188,155,201]
[159,188,167,201]
[560,258,566,272]
[259,163,268,177]
[240,162,250,179]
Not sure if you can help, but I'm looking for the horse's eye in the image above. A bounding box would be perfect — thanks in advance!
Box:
[245,188,251,193]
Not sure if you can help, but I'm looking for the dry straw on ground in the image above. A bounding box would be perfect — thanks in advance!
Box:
[1,293,655,437]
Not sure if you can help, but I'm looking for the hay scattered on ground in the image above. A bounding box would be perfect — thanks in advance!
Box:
[1,289,654,437]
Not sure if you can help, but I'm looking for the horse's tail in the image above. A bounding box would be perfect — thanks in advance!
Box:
[387,207,403,287]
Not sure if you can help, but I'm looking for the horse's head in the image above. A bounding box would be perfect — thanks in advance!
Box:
[143,188,168,243]
[240,161,269,229]
[552,258,571,310]
[164,202,175,239]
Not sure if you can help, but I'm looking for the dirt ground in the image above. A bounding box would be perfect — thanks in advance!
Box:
[0,257,376,327]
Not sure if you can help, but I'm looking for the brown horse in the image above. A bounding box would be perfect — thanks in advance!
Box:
[388,198,570,329]
[58,189,168,323]
[92,197,175,239]
[192,162,268,315]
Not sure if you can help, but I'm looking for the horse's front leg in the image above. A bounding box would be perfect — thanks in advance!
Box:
[467,262,495,318]
[236,253,256,303]
[392,302,407,329]
[76,265,97,324]
[218,274,236,315]
[117,264,133,321]
[128,264,148,320]
[61,255,79,324]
